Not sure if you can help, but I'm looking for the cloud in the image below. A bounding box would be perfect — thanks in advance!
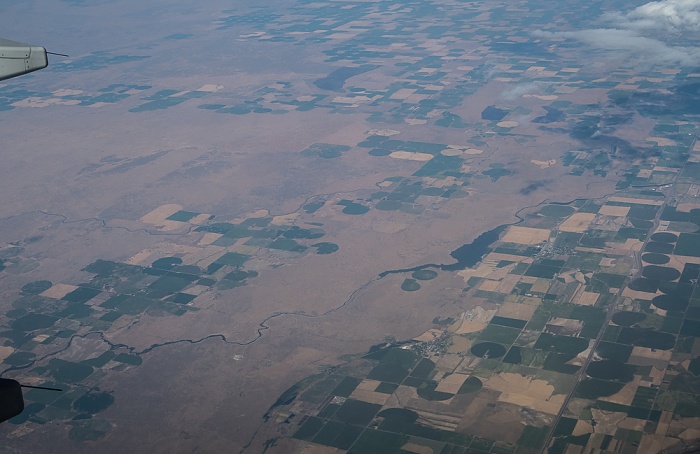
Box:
[603,0,700,33]
[534,0,700,66]
[501,82,543,101]
[534,28,700,65]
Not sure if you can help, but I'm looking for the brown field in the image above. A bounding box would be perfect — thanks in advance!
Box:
[447,335,473,354]
[414,328,445,342]
[0,346,15,362]
[497,301,538,320]
[455,321,489,335]
[40,283,79,299]
[559,213,597,233]
[435,373,470,393]
[501,226,550,245]
[485,372,564,415]
[140,204,183,224]
[600,375,641,406]
[575,291,599,306]
[598,205,631,217]
[478,279,501,291]
[350,379,391,405]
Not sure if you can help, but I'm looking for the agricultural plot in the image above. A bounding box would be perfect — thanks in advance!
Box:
[272,158,700,453]
[0,206,341,432]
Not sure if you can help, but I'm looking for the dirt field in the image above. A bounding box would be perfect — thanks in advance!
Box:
[559,213,597,233]
[501,226,551,245]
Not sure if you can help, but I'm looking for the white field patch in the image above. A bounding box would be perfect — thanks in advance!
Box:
[53,89,83,97]
[196,84,223,92]
[389,151,434,161]
[367,129,400,137]
[531,159,557,169]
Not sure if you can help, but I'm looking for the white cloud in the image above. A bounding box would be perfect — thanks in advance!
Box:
[501,82,543,101]
[534,28,700,65]
[534,0,700,66]
[603,0,700,32]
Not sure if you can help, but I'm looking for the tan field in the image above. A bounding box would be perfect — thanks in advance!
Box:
[501,226,550,245]
[40,283,79,299]
[140,204,183,224]
[350,379,391,405]
[435,373,470,394]
[598,205,631,217]
[485,372,564,414]
[575,291,600,306]
[559,213,597,233]
[497,301,538,320]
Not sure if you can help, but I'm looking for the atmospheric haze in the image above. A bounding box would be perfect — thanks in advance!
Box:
[1,0,700,453]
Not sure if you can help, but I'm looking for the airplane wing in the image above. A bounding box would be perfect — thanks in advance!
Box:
[0,38,48,81]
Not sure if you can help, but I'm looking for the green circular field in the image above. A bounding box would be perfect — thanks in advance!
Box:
[312,242,339,254]
[641,253,669,265]
[368,149,391,157]
[73,391,115,414]
[539,204,575,218]
[642,265,680,282]
[645,242,674,253]
[412,269,438,281]
[457,376,482,394]
[576,379,624,399]
[586,360,635,382]
[611,311,646,327]
[21,280,52,295]
[375,200,402,211]
[652,294,689,312]
[650,232,678,243]
[401,278,421,292]
[342,203,369,215]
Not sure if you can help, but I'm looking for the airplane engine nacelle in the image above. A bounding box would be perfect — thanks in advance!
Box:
[0,378,24,423]
[0,38,48,81]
